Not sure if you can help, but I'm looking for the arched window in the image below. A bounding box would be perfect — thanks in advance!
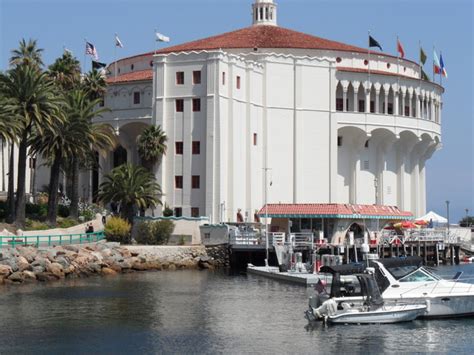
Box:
[113,146,127,168]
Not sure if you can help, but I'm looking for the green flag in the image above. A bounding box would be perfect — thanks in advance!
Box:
[420,47,427,65]
[421,68,430,81]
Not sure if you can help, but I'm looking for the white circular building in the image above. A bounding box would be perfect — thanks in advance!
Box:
[91,0,442,231]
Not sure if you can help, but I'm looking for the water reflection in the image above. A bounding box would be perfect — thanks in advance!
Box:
[0,265,473,354]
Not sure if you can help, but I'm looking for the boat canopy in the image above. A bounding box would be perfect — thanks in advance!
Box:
[320,263,366,275]
[374,256,423,269]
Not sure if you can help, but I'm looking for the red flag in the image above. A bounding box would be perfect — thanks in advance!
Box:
[397,39,405,58]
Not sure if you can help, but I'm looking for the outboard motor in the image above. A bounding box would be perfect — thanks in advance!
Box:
[305,294,322,322]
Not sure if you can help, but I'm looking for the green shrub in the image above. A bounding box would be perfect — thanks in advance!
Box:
[57,218,77,229]
[24,219,50,231]
[25,203,48,220]
[162,204,173,217]
[58,205,70,218]
[105,216,131,243]
[135,219,175,245]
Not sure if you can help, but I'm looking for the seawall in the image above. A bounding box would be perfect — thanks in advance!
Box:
[0,242,228,285]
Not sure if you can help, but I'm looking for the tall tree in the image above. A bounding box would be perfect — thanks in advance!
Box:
[82,68,107,100]
[0,64,62,226]
[98,164,162,224]
[31,90,115,224]
[136,125,168,171]
[9,38,44,69]
[48,51,81,91]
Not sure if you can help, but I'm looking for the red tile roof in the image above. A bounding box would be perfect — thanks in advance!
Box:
[258,203,413,219]
[106,70,152,84]
[154,25,369,54]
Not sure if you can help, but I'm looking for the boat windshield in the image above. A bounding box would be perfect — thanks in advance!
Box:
[385,265,419,280]
[399,269,438,282]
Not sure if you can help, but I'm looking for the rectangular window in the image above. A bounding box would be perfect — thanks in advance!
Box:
[192,141,200,155]
[175,175,183,189]
[387,103,393,115]
[370,100,375,113]
[236,76,241,89]
[174,207,182,217]
[176,99,184,112]
[253,133,257,146]
[192,175,200,189]
[222,72,226,85]
[404,106,410,116]
[192,98,201,112]
[133,92,140,104]
[191,207,200,218]
[176,71,184,85]
[337,136,343,147]
[193,71,201,84]
[175,142,183,155]
[358,100,365,112]
[363,160,370,170]
[365,140,369,148]
[336,98,343,111]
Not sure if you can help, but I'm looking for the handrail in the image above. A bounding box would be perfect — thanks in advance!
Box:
[0,231,105,248]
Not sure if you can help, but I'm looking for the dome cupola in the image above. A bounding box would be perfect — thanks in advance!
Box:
[252,0,277,26]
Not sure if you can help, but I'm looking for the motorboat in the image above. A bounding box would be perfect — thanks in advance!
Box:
[309,257,474,318]
[306,272,427,324]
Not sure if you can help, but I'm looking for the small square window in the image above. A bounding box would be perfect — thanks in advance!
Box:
[253,133,257,146]
[175,142,183,155]
[370,101,375,113]
[174,207,182,217]
[337,136,343,147]
[176,99,184,112]
[133,92,140,105]
[222,72,226,85]
[192,141,200,155]
[191,207,199,218]
[192,175,200,189]
[365,140,369,148]
[404,106,410,116]
[193,71,201,84]
[358,100,365,112]
[387,103,393,115]
[176,72,184,85]
[175,175,183,189]
[236,76,241,89]
[192,98,201,112]
[336,98,343,111]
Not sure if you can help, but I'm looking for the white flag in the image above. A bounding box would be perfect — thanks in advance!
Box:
[115,34,123,48]
[155,31,170,43]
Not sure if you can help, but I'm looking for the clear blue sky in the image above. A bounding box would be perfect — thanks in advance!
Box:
[1,0,473,223]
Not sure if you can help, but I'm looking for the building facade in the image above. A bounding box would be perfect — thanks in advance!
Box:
[87,0,442,223]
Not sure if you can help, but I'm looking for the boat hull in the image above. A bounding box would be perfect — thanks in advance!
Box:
[328,305,427,324]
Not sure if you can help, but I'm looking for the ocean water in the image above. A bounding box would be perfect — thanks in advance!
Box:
[0,264,473,354]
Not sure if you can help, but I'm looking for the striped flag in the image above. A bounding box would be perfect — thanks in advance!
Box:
[440,54,448,78]
[433,50,441,74]
[85,42,98,60]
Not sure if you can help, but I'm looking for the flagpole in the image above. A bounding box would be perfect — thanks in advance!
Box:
[419,40,422,118]
[440,51,443,86]
[432,44,436,81]
[83,38,87,74]
[397,35,400,109]
[114,33,118,81]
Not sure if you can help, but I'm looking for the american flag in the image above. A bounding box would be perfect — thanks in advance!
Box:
[85,41,98,60]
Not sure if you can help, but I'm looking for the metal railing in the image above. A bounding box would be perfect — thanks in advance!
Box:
[0,231,105,248]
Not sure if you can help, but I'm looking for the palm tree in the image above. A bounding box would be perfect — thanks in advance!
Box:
[98,164,162,225]
[136,125,168,171]
[9,38,44,68]
[48,51,81,91]
[0,64,62,226]
[82,68,107,100]
[31,90,115,224]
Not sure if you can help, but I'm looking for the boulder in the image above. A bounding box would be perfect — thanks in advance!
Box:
[47,262,65,278]
[32,265,45,274]
[63,245,79,253]
[63,265,76,275]
[101,267,117,276]
[16,256,31,272]
[0,259,19,272]
[8,271,24,283]
[36,272,59,282]
[22,270,36,281]
[120,249,132,258]
[0,264,13,277]
[167,263,177,271]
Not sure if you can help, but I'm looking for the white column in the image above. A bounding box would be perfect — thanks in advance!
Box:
[342,89,348,112]
[394,89,399,116]
[352,81,360,113]
[375,90,380,113]
[365,86,371,113]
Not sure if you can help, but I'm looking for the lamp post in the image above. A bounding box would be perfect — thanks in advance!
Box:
[263,167,271,267]
[446,200,450,234]
[466,208,469,227]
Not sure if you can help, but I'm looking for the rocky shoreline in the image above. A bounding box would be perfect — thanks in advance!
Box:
[0,242,228,285]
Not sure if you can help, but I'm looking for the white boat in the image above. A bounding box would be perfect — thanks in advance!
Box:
[306,272,427,324]
[312,257,474,318]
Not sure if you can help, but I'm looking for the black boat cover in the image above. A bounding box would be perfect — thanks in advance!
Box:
[320,263,366,275]
[373,256,423,269]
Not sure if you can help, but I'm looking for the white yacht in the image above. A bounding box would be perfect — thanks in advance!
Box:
[308,257,474,319]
